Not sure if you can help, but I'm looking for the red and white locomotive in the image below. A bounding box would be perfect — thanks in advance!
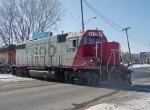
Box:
[12,29,131,85]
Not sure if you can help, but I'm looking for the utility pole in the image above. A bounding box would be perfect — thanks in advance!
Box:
[122,27,132,66]
[80,0,84,31]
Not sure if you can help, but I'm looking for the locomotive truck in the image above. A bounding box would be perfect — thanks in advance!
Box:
[0,29,132,85]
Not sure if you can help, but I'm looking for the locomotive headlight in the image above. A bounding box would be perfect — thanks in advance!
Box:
[90,59,93,62]
[96,57,101,62]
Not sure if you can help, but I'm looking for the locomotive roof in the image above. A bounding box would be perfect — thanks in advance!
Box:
[66,31,85,39]
[0,44,16,52]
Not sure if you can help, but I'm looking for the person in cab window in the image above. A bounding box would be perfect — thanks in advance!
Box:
[73,40,77,47]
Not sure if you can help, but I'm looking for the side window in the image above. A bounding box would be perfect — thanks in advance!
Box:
[89,38,95,43]
[84,37,88,44]
[68,38,78,48]
[67,38,78,52]
[73,40,77,47]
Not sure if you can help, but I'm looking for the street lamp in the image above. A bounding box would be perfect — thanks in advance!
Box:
[84,17,97,26]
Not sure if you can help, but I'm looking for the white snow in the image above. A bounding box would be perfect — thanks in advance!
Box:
[0,74,34,82]
[128,64,150,70]
[86,78,150,110]
[85,103,127,110]
[86,93,150,110]
[125,94,150,110]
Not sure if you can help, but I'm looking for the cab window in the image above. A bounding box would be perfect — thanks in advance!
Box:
[84,37,88,44]
[73,40,77,47]
[89,38,95,43]
[68,38,78,48]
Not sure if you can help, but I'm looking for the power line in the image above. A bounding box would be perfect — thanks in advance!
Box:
[128,35,149,46]
[60,3,81,26]
[83,0,122,31]
[83,0,150,48]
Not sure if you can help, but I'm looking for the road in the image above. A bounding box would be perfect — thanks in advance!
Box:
[84,68,150,110]
[0,68,150,110]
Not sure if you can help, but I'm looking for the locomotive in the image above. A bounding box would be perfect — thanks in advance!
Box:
[0,44,16,74]
[0,29,132,85]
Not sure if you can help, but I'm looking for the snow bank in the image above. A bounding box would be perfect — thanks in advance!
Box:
[128,64,150,70]
[126,93,150,110]
[0,74,34,82]
[0,74,18,79]
[85,103,128,110]
[86,93,150,110]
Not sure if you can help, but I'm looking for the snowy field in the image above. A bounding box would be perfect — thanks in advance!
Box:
[0,74,34,82]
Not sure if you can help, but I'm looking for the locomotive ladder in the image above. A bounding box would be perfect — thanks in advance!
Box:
[96,42,103,82]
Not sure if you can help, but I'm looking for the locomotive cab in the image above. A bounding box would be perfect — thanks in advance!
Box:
[66,32,82,53]
[72,30,107,67]
[72,29,121,68]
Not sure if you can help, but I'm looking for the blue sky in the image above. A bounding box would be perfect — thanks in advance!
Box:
[57,0,150,53]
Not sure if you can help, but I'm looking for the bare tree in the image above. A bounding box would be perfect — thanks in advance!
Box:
[0,0,17,45]
[0,0,63,45]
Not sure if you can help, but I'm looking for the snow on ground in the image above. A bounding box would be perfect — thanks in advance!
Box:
[86,64,150,110]
[85,103,126,110]
[0,74,34,82]
[86,92,150,110]
[129,64,150,70]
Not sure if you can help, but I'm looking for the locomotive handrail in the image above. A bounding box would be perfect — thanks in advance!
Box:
[107,51,117,73]
[107,52,113,73]
[95,42,103,81]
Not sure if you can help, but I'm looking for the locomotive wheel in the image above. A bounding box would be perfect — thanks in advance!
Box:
[0,67,4,74]
[71,76,81,84]
[65,71,84,84]
[64,71,70,83]
[21,68,30,77]
[11,67,17,75]
[64,71,100,85]
[89,73,99,85]
[55,70,65,82]
[16,68,23,77]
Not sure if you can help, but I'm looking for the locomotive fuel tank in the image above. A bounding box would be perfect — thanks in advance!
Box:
[29,70,56,80]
